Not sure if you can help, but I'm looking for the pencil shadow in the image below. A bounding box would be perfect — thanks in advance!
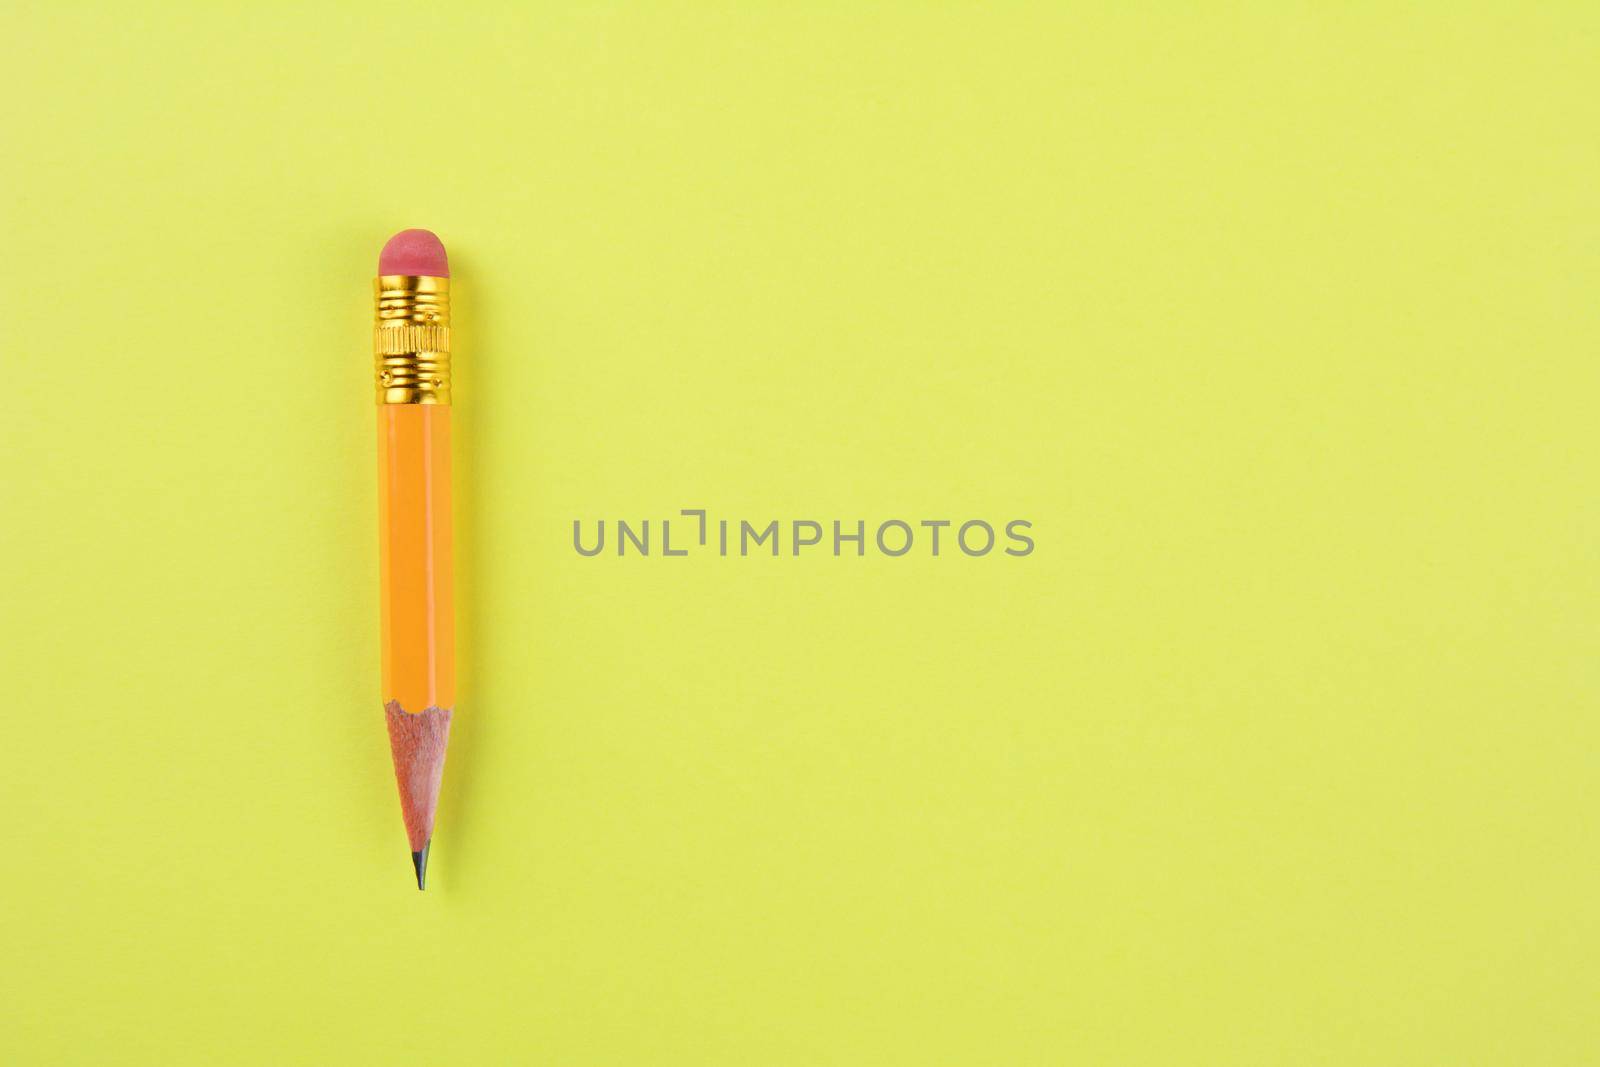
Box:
[442,249,489,896]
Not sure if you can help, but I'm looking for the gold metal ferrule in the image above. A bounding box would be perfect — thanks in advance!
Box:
[374,275,451,404]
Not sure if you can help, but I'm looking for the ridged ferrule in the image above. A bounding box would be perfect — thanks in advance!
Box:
[374,275,451,404]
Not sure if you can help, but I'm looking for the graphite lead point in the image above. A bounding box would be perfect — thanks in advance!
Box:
[412,841,430,890]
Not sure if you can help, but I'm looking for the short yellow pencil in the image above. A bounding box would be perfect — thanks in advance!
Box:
[373,229,455,890]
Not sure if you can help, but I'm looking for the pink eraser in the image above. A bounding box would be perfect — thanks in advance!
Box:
[378,229,449,277]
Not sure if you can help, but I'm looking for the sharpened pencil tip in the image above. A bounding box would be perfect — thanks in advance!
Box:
[412,841,430,890]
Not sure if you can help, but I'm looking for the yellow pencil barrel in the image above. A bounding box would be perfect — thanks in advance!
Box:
[373,267,456,870]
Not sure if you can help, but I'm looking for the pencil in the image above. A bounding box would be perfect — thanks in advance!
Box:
[373,229,456,889]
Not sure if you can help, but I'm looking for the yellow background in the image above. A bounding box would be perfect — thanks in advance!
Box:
[3,3,1597,1063]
